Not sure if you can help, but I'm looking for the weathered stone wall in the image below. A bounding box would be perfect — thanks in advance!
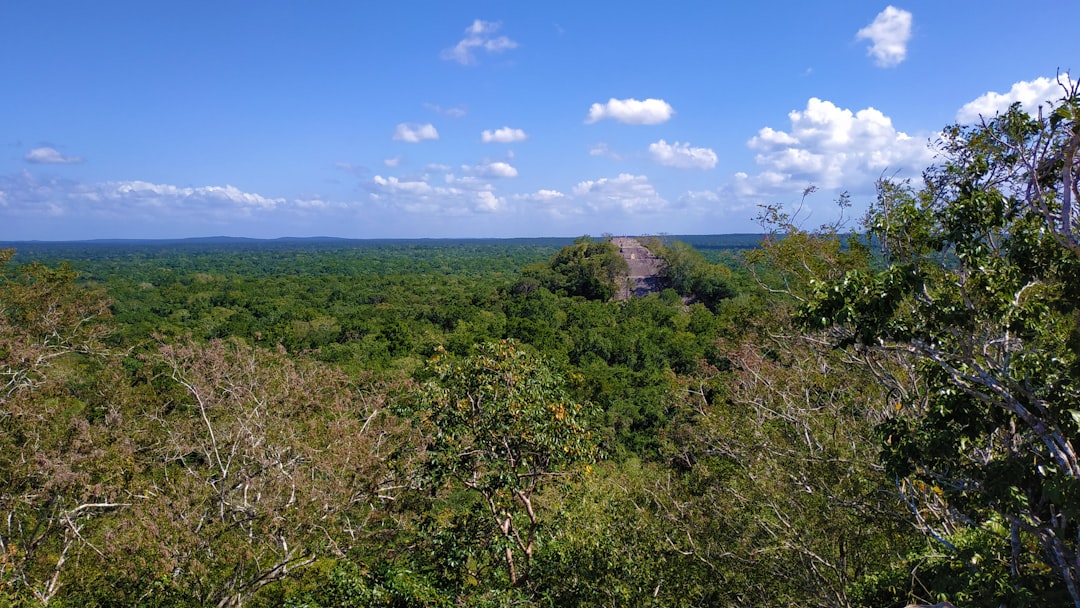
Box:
[610,237,664,300]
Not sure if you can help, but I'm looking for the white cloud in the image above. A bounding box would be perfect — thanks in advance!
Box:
[745,97,933,192]
[383,156,402,168]
[856,6,913,67]
[467,161,519,178]
[730,170,796,199]
[24,146,83,164]
[513,189,565,203]
[441,20,518,65]
[0,171,293,223]
[370,172,506,215]
[572,173,668,213]
[649,139,718,169]
[393,123,439,143]
[956,76,1062,123]
[294,198,333,209]
[525,189,567,202]
[2,168,525,236]
[513,189,577,219]
[444,173,487,187]
[680,189,720,203]
[753,127,799,146]
[474,191,505,212]
[99,182,285,210]
[481,127,528,143]
[373,175,434,195]
[585,98,674,125]
[588,142,623,160]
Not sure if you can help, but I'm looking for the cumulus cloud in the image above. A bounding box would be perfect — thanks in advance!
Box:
[649,140,718,169]
[91,182,286,215]
[753,127,798,146]
[680,189,721,204]
[0,171,69,216]
[481,127,528,143]
[0,171,293,223]
[24,147,83,164]
[956,76,1063,123]
[745,97,933,191]
[370,172,505,215]
[572,173,668,213]
[512,189,577,219]
[293,197,334,209]
[585,98,674,125]
[729,170,797,201]
[522,189,567,203]
[588,143,623,160]
[383,156,402,168]
[1,167,526,235]
[441,20,518,65]
[393,123,439,143]
[474,191,504,212]
[856,6,913,67]
[372,175,434,196]
[466,161,519,178]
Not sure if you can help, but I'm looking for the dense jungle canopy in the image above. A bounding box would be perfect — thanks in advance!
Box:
[1,84,1079,607]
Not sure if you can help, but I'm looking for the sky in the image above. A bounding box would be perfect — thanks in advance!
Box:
[2,1,1077,241]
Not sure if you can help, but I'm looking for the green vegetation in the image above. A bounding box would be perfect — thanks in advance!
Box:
[803,85,1080,606]
[2,84,1079,606]
[515,236,629,301]
[406,340,599,589]
[646,238,737,311]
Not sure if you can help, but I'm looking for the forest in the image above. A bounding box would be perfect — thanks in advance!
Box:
[2,91,1079,607]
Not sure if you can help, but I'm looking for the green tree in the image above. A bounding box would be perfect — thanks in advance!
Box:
[804,79,1080,605]
[0,250,128,605]
[691,331,910,607]
[544,237,629,300]
[650,239,737,311]
[649,208,909,607]
[102,338,412,608]
[407,340,599,589]
[533,459,727,607]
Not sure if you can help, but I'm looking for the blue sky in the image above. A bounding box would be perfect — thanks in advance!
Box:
[2,1,1077,240]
